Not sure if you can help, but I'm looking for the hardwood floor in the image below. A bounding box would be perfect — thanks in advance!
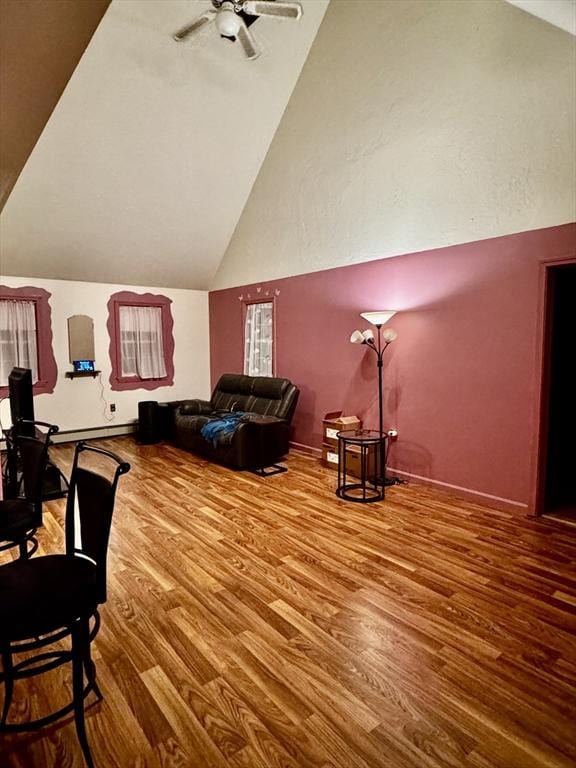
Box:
[2,437,576,768]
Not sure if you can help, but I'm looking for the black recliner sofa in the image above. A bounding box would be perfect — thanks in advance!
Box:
[165,373,299,473]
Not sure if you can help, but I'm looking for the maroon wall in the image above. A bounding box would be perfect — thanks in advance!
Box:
[209,224,576,507]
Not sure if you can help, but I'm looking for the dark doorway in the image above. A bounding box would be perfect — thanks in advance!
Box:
[541,262,576,517]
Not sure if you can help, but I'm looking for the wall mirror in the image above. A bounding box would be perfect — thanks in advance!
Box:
[67,314,95,363]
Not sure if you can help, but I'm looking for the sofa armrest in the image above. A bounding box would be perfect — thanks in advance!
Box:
[158,399,212,440]
[177,399,213,416]
[234,416,289,469]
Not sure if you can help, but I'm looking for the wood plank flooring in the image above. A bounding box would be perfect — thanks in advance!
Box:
[1,437,576,768]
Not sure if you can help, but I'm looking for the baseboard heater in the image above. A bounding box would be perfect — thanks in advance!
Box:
[0,422,136,451]
[50,422,137,444]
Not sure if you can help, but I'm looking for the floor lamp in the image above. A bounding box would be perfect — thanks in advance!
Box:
[350,310,398,486]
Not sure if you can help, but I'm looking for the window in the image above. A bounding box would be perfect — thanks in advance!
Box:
[118,305,167,379]
[0,286,57,396]
[107,291,174,392]
[244,300,274,377]
[0,300,38,384]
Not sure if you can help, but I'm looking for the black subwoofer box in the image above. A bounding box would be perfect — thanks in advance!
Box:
[42,462,68,500]
[138,400,160,444]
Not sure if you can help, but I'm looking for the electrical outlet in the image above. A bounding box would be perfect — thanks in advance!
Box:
[387,429,398,441]
[110,403,116,413]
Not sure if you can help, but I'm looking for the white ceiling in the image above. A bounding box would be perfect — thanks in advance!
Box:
[0,0,572,291]
[505,0,576,36]
[0,0,328,290]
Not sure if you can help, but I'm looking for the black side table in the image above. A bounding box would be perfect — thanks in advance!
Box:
[336,429,386,503]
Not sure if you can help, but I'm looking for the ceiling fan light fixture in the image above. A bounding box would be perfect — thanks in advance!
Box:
[172,0,302,59]
[216,5,241,37]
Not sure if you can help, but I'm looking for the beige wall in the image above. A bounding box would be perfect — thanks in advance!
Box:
[0,276,209,433]
[213,0,576,289]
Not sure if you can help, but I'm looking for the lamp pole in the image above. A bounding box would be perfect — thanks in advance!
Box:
[364,325,393,486]
[350,311,398,488]
[376,324,385,486]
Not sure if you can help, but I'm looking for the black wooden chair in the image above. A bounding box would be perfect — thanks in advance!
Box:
[0,441,130,768]
[0,420,59,560]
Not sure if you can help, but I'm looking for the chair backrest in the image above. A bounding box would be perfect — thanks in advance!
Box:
[15,420,59,517]
[65,442,130,604]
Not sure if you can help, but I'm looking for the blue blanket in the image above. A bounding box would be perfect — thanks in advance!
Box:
[201,412,246,448]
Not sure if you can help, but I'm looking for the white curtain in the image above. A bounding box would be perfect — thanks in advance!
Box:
[244,302,273,376]
[0,300,38,386]
[119,305,167,379]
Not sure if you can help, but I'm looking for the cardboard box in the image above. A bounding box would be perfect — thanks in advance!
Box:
[321,445,340,468]
[345,444,377,479]
[321,441,377,479]
[322,411,361,448]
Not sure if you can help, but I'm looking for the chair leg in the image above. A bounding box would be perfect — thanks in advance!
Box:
[18,540,28,560]
[72,621,95,768]
[84,654,103,701]
[1,651,14,725]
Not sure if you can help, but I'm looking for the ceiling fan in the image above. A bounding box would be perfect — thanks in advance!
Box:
[173,0,303,61]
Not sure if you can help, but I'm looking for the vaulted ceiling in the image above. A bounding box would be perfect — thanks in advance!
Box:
[0,0,573,290]
[0,0,328,289]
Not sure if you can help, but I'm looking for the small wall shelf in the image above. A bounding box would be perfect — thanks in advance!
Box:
[65,371,100,379]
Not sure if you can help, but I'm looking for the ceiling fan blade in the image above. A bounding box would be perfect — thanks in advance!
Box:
[173,11,215,42]
[236,17,260,60]
[243,1,303,20]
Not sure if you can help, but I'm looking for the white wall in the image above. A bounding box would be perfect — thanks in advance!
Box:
[213,0,576,289]
[0,276,210,434]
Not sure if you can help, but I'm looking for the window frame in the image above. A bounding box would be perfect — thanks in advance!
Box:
[107,290,174,392]
[0,285,57,397]
[242,297,276,377]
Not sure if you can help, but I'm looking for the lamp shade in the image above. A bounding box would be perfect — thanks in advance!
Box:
[382,328,398,343]
[350,330,365,344]
[360,310,396,327]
